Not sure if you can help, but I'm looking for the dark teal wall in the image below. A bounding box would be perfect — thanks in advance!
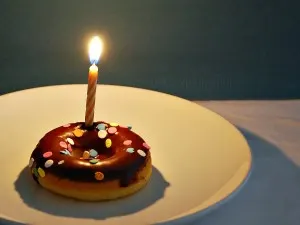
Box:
[0,0,299,99]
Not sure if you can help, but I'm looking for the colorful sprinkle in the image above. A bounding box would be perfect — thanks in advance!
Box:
[37,168,45,177]
[137,149,146,157]
[44,159,54,168]
[109,122,119,127]
[143,142,151,150]
[66,138,75,145]
[98,130,107,139]
[108,127,117,134]
[95,172,104,181]
[59,141,68,149]
[32,168,39,177]
[89,158,99,164]
[58,160,65,165]
[67,143,73,152]
[83,151,90,159]
[43,151,53,158]
[73,128,84,137]
[126,148,135,153]
[60,150,71,155]
[28,158,34,168]
[89,149,98,157]
[123,140,132,145]
[96,123,106,131]
[63,123,71,127]
[128,125,132,130]
[105,139,112,148]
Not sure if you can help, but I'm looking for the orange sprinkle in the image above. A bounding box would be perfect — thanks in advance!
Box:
[73,129,84,137]
[95,172,104,181]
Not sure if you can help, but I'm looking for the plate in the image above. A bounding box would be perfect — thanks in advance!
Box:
[0,85,251,225]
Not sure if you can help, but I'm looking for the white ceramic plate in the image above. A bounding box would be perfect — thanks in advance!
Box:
[0,85,251,225]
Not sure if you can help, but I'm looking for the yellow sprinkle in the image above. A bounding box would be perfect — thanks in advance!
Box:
[73,129,84,137]
[37,168,45,177]
[109,122,118,127]
[95,172,104,181]
[83,151,90,159]
[105,138,112,148]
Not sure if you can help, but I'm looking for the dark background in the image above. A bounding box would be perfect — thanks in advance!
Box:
[0,0,299,100]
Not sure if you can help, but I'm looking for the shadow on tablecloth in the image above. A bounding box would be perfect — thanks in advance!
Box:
[195,127,300,225]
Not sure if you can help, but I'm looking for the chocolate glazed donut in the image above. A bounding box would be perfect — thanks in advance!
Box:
[28,121,152,201]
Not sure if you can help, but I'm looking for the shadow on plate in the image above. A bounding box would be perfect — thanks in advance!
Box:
[14,166,170,220]
[0,217,27,225]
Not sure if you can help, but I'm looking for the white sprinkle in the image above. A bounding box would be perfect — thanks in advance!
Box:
[28,158,34,168]
[137,149,146,157]
[98,130,107,139]
[66,138,75,145]
[58,160,65,165]
[44,159,54,168]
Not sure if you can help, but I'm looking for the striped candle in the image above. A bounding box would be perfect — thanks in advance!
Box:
[85,64,98,127]
[85,36,103,127]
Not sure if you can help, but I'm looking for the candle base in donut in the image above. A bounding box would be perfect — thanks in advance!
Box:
[28,121,152,201]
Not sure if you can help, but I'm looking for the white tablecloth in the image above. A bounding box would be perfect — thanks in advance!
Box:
[192,100,300,225]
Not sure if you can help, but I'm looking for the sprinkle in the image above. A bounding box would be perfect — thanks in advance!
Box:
[89,159,99,164]
[32,168,39,177]
[28,158,34,168]
[108,127,117,134]
[128,125,132,130]
[137,149,146,157]
[73,128,84,137]
[98,130,107,139]
[89,149,98,157]
[59,141,68,149]
[44,159,54,168]
[95,172,104,181]
[37,168,45,177]
[126,148,134,153]
[105,139,112,148]
[60,150,71,155]
[115,132,119,135]
[123,140,132,145]
[96,123,106,131]
[43,151,53,158]
[109,122,118,127]
[143,142,151,150]
[67,143,73,152]
[82,151,90,159]
[58,160,64,165]
[63,123,71,127]
[66,138,75,145]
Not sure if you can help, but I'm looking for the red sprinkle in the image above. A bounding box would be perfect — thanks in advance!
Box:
[59,141,68,149]
[43,151,53,158]
[143,142,151,150]
[123,140,132,145]
[108,127,117,134]
[67,144,73,152]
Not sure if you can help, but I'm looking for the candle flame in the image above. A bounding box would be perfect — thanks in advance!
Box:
[89,36,103,64]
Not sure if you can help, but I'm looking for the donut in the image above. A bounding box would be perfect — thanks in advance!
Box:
[28,121,152,201]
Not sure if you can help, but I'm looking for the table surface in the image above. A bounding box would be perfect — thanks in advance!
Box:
[192,100,300,225]
[0,99,299,225]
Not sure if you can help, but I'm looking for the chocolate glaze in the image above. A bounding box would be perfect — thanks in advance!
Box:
[29,122,150,187]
